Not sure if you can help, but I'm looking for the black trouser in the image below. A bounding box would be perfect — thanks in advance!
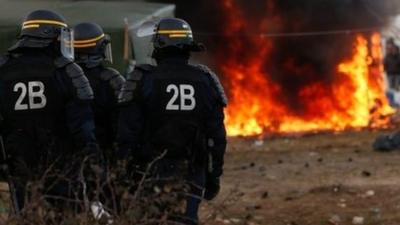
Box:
[5,130,84,213]
[150,159,206,225]
[176,169,205,225]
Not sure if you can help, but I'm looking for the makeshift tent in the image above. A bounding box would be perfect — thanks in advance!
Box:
[0,0,175,73]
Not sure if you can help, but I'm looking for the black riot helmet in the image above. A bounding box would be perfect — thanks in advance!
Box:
[11,10,74,60]
[20,9,67,39]
[73,22,113,64]
[137,17,205,58]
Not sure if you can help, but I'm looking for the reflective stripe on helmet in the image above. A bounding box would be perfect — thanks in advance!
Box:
[74,43,98,48]
[157,30,192,34]
[169,34,190,38]
[73,33,105,48]
[22,24,40,29]
[74,34,105,48]
[23,19,68,28]
[74,33,105,44]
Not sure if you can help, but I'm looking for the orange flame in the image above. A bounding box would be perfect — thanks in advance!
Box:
[221,0,394,136]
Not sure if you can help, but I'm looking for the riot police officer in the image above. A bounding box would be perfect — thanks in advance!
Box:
[118,18,227,225]
[73,22,125,162]
[0,10,97,213]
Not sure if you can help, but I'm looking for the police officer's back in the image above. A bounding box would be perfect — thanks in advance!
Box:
[118,18,227,225]
[0,10,97,211]
[73,22,125,154]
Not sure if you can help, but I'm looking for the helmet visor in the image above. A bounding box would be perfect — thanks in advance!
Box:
[104,41,113,63]
[60,27,74,60]
[136,19,159,38]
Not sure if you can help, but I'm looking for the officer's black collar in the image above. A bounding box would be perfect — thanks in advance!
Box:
[156,56,189,65]
[8,37,53,53]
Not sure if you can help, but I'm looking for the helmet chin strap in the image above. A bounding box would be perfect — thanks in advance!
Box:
[76,54,104,68]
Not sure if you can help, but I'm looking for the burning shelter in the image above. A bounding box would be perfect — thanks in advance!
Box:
[212,0,396,136]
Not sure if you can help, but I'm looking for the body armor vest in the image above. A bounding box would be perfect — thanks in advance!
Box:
[142,62,213,164]
[0,53,65,133]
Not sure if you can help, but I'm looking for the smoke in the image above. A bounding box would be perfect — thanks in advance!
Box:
[148,0,398,65]
[149,0,399,32]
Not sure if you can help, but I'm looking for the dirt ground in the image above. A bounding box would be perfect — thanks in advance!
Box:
[0,130,399,224]
[201,130,400,225]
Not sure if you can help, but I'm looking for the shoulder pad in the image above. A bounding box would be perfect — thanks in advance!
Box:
[128,64,155,81]
[54,56,74,68]
[118,64,153,104]
[65,63,94,100]
[99,67,120,81]
[101,67,126,97]
[195,64,228,106]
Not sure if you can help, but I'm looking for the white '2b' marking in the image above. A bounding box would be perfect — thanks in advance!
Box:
[166,84,196,111]
[13,81,47,110]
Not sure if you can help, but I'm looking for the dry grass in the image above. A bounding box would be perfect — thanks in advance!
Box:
[1,130,400,224]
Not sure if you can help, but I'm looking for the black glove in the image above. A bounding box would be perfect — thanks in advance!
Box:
[81,143,107,179]
[204,176,220,201]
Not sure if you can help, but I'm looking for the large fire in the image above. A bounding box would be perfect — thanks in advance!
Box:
[220,0,394,136]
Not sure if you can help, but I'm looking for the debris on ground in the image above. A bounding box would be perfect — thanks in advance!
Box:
[352,216,364,224]
[361,170,372,177]
[328,215,341,225]
[360,190,375,198]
